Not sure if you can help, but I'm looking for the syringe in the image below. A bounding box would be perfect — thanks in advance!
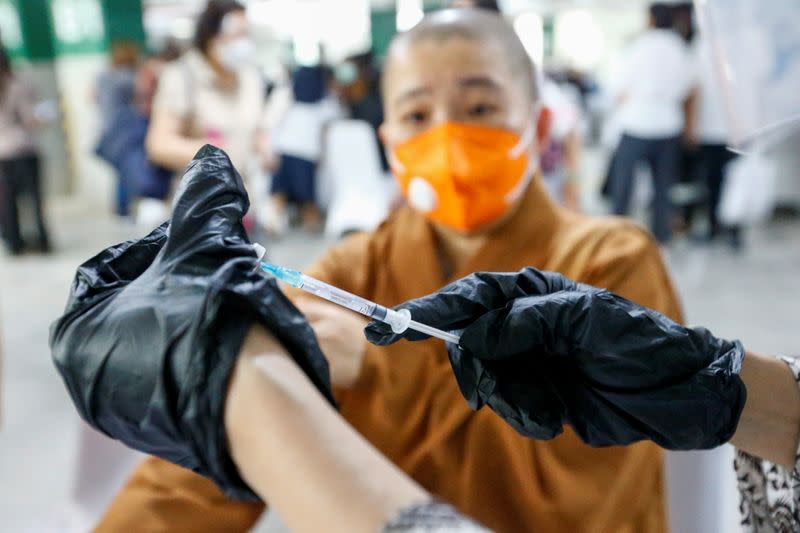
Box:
[258,260,460,344]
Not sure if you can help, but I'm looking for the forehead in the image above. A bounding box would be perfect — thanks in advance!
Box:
[384,37,516,102]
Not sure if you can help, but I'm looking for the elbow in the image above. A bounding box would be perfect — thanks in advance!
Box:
[145,131,166,168]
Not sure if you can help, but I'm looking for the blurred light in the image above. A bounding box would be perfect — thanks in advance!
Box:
[0,3,23,50]
[51,0,105,45]
[294,36,321,66]
[247,0,370,65]
[397,0,424,32]
[554,9,605,69]
[514,12,544,67]
[171,17,195,40]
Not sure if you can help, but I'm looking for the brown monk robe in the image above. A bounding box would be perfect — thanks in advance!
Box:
[97,176,682,533]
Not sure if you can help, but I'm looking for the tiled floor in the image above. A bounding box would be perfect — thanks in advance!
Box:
[1,195,798,532]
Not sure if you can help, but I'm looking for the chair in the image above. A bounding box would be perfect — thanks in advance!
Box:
[319,120,393,238]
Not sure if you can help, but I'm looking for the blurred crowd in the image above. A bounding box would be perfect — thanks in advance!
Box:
[0,0,750,257]
[2,1,798,532]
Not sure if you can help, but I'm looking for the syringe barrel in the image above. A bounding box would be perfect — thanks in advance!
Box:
[299,275,378,317]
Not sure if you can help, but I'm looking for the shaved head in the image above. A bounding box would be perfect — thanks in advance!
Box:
[383,9,538,102]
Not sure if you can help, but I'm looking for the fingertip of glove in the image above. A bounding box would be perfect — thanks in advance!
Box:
[364,321,397,345]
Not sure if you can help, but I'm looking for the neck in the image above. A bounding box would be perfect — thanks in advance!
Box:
[432,224,488,278]
[429,185,529,277]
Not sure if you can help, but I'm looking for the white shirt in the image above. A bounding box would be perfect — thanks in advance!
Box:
[272,96,344,162]
[614,29,696,139]
[153,49,265,171]
[694,37,730,144]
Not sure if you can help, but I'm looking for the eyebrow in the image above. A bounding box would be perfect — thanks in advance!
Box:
[393,75,502,106]
[394,86,432,106]
[458,76,502,91]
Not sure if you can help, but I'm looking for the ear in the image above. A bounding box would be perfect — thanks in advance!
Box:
[535,105,553,154]
[378,122,388,145]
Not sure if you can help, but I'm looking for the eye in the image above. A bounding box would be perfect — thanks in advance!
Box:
[403,110,429,124]
[468,103,498,117]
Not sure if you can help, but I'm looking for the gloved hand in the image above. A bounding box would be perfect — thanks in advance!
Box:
[365,268,747,450]
[50,145,334,501]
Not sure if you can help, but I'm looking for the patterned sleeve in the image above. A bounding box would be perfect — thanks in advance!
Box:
[382,502,494,533]
[736,356,800,533]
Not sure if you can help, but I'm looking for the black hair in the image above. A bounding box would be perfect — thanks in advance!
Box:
[649,3,674,30]
[0,40,12,97]
[193,0,245,56]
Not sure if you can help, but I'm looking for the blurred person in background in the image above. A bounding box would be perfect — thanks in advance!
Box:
[145,1,267,189]
[268,64,343,235]
[540,78,582,210]
[0,41,51,255]
[691,35,741,248]
[95,10,681,532]
[94,42,182,227]
[609,2,697,244]
[94,41,140,218]
[335,53,389,171]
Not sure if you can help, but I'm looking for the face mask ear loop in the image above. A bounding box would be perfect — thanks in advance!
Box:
[504,106,542,204]
[388,149,406,174]
[509,105,541,159]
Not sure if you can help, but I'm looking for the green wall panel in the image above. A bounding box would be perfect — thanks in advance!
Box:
[370,9,396,59]
[50,0,106,55]
[100,0,145,47]
[16,0,55,61]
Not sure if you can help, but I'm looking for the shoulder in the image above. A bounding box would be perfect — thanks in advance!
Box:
[558,212,658,262]
[305,229,375,286]
[305,208,414,288]
[656,31,691,56]
[555,213,682,319]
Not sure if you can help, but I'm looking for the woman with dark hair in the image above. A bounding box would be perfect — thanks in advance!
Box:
[0,42,51,255]
[145,1,267,182]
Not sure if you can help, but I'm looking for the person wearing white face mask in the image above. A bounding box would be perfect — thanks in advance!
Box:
[145,1,266,180]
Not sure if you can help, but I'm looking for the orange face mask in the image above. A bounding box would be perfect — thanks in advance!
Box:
[390,121,536,232]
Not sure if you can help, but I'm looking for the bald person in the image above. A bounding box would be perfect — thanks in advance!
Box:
[97,10,682,532]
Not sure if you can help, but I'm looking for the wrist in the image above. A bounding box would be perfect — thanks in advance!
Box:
[731,352,800,469]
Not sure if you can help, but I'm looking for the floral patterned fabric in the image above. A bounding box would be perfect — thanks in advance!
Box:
[382,502,492,533]
[737,356,800,533]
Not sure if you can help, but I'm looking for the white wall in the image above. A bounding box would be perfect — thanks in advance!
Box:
[54,54,115,210]
[18,62,72,197]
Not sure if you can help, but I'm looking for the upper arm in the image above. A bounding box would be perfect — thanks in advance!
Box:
[225,326,428,533]
[583,224,683,322]
[147,67,188,144]
[152,66,190,119]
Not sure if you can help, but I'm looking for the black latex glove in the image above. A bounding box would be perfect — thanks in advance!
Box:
[50,146,334,501]
[365,268,746,450]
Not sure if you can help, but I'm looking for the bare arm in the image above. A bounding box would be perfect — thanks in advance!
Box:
[145,107,208,172]
[224,326,429,533]
[682,88,698,146]
[731,352,800,469]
